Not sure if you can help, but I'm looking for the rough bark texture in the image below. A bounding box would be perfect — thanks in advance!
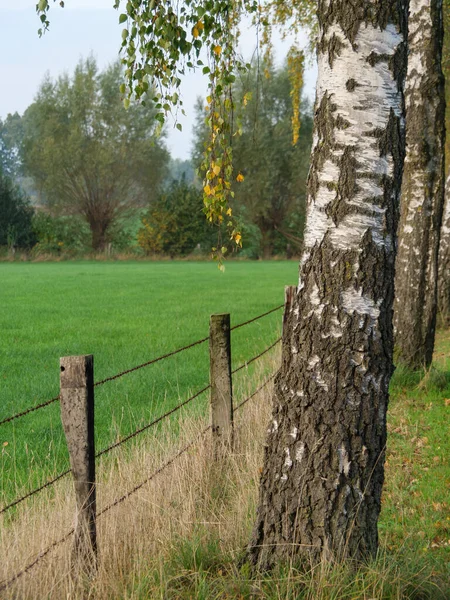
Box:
[438,2,450,325]
[248,0,408,569]
[438,175,450,323]
[394,0,445,369]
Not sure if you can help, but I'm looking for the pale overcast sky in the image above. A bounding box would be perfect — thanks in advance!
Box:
[0,0,317,160]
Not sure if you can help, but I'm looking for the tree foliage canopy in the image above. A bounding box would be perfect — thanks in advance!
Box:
[20,56,169,250]
[0,168,36,250]
[193,60,312,258]
[138,178,214,256]
[36,0,315,256]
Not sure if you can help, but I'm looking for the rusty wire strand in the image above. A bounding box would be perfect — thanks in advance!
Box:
[93,335,209,387]
[0,385,211,515]
[0,304,283,428]
[97,425,212,519]
[234,373,276,411]
[0,469,71,515]
[0,527,75,593]
[96,384,211,458]
[230,304,283,331]
[231,337,281,375]
[0,395,60,427]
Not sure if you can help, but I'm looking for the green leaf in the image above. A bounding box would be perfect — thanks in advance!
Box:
[176,123,182,131]
[119,13,127,24]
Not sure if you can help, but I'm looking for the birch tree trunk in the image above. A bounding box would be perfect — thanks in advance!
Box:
[438,176,450,323]
[394,0,445,369]
[247,1,408,569]
[438,2,450,325]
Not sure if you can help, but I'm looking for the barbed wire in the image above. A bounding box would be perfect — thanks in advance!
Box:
[0,384,210,515]
[0,469,71,516]
[94,336,209,387]
[231,337,281,375]
[0,395,60,427]
[0,304,284,428]
[97,425,212,519]
[230,304,283,331]
[234,373,276,411]
[0,527,75,593]
[1,333,281,515]
[96,384,210,458]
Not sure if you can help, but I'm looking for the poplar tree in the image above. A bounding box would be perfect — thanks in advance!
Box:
[394,0,445,369]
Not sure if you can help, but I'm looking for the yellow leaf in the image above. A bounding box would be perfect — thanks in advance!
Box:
[226,207,232,216]
[192,27,199,38]
[236,172,244,182]
[213,165,221,176]
[213,45,222,56]
[204,184,212,196]
[235,233,242,245]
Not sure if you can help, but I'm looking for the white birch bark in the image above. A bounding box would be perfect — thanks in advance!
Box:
[438,175,450,322]
[248,1,408,568]
[394,0,445,369]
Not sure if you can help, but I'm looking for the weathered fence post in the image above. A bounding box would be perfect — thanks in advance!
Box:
[60,355,97,578]
[209,314,233,457]
[283,285,297,338]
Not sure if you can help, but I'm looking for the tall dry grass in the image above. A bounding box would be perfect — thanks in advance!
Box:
[1,351,447,599]
[0,360,275,599]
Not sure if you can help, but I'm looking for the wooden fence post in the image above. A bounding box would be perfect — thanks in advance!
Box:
[60,355,97,578]
[283,286,297,338]
[209,314,233,457]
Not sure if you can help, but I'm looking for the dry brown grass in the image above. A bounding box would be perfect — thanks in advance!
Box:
[1,345,448,599]
[0,360,275,599]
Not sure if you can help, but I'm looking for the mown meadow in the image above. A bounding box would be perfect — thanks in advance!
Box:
[0,260,297,505]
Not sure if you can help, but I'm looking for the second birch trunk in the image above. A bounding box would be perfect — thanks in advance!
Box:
[394,0,445,369]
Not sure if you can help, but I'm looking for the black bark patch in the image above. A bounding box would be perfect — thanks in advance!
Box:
[326,147,358,226]
[346,78,358,92]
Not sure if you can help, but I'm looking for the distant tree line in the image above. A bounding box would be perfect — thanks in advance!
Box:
[0,56,312,259]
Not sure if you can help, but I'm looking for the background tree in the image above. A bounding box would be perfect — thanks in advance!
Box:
[247,1,408,568]
[0,113,23,179]
[192,60,313,258]
[20,57,169,251]
[0,167,36,250]
[137,179,214,256]
[394,0,445,369]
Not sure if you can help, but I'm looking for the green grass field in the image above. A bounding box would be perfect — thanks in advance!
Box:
[0,260,298,506]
